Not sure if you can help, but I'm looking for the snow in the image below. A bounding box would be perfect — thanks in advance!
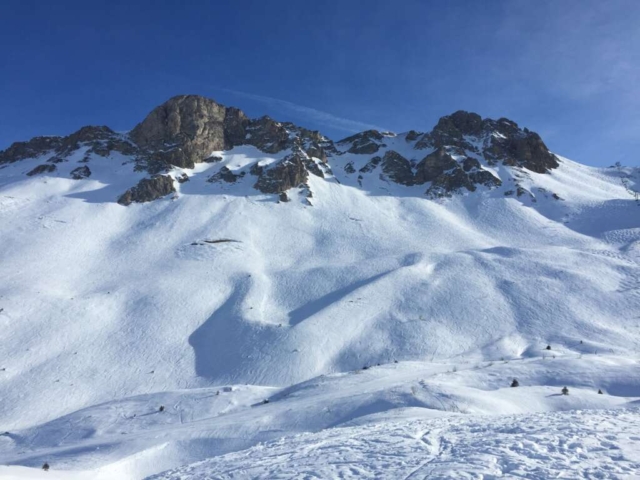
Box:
[0,144,639,478]
[147,408,640,479]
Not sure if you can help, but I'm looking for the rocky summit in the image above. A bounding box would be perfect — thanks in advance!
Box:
[0,94,561,204]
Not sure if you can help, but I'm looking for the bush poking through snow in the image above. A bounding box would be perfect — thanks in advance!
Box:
[562,386,569,395]
[546,345,551,350]
[598,389,603,394]
[159,405,165,412]
[42,463,49,471]
[511,379,519,387]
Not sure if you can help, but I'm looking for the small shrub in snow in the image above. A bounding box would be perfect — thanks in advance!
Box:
[511,379,519,387]
[598,389,603,394]
[159,405,165,412]
[562,386,569,395]
[546,345,551,350]
[42,463,50,471]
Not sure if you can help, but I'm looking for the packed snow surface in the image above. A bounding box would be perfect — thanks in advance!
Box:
[0,145,639,478]
[149,408,640,479]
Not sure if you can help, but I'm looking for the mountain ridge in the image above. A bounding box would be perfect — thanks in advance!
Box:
[0,94,567,205]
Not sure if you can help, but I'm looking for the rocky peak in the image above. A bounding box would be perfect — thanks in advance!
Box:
[129,95,250,172]
[414,111,558,174]
[337,130,391,155]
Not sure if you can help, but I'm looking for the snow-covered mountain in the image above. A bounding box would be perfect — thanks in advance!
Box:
[0,95,639,479]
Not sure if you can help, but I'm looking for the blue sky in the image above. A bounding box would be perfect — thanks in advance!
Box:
[1,0,638,166]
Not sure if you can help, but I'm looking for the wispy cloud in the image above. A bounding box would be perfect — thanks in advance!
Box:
[218,87,387,134]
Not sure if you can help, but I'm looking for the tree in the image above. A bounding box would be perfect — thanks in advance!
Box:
[561,386,569,395]
[42,463,50,471]
[511,378,519,387]
[598,389,603,394]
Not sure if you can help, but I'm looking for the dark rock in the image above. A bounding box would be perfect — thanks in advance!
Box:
[0,136,62,164]
[380,150,414,186]
[469,170,501,188]
[415,111,482,151]
[359,156,382,173]
[485,132,558,173]
[47,156,66,164]
[254,154,308,194]
[117,175,176,206]
[129,95,235,170]
[344,162,356,174]
[244,116,289,154]
[207,166,244,183]
[338,130,386,154]
[278,192,289,202]
[203,155,223,163]
[405,130,422,141]
[426,167,476,197]
[26,164,57,176]
[303,158,325,178]
[414,148,458,184]
[70,166,91,180]
[176,173,189,183]
[462,157,481,172]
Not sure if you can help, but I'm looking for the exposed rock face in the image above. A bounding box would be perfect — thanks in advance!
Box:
[414,148,458,184]
[117,175,176,206]
[70,166,91,179]
[0,126,137,167]
[130,95,248,171]
[337,130,387,154]
[253,154,308,194]
[0,137,62,164]
[26,164,57,176]
[359,156,382,173]
[244,116,289,154]
[485,131,559,173]
[415,111,558,174]
[381,151,414,186]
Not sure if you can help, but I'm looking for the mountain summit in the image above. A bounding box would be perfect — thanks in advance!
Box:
[1,95,565,205]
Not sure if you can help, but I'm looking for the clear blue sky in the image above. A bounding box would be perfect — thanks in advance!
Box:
[1,0,639,166]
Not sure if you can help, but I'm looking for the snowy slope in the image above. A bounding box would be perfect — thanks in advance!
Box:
[0,108,639,478]
[147,408,640,479]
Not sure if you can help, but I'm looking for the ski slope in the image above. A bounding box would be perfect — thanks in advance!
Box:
[0,141,639,478]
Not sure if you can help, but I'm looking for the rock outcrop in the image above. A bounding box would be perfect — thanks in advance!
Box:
[415,111,558,174]
[253,154,308,194]
[117,176,176,206]
[337,130,388,155]
[130,95,249,172]
[26,164,57,176]
[70,166,91,179]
